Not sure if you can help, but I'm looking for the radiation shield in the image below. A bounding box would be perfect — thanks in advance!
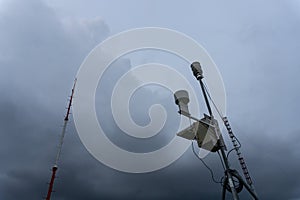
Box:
[177,114,221,152]
[174,90,191,118]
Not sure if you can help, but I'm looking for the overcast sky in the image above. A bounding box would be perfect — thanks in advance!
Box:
[1,0,300,199]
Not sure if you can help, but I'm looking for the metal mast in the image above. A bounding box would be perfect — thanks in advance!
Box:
[45,78,76,200]
[191,62,239,200]
[222,117,255,190]
[190,62,258,200]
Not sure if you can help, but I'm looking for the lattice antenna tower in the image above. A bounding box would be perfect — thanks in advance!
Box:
[44,78,77,200]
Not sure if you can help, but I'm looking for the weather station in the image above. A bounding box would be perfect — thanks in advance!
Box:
[174,62,259,200]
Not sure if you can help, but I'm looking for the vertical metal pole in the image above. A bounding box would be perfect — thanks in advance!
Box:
[199,79,213,117]
[190,62,259,199]
[197,78,239,200]
[191,62,239,200]
[218,145,240,200]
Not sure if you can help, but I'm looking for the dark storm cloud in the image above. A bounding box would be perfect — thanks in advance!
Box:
[0,0,109,105]
[1,0,300,200]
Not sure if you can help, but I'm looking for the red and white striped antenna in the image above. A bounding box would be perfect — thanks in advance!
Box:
[45,78,77,200]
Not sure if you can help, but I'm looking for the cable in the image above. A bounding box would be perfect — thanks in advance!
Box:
[226,136,242,159]
[191,142,222,184]
[202,82,244,161]
[201,80,256,194]
[202,82,224,120]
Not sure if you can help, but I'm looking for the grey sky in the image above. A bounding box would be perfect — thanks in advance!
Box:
[1,0,300,199]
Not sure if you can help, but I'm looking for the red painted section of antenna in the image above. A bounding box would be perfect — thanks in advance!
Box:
[45,78,77,200]
[46,166,57,200]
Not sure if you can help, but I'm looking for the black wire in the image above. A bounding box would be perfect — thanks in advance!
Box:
[202,81,248,189]
[202,82,223,119]
[201,82,240,161]
[226,135,242,159]
[191,142,222,184]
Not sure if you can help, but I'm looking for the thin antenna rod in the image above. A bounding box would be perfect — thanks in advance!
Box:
[45,78,77,200]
